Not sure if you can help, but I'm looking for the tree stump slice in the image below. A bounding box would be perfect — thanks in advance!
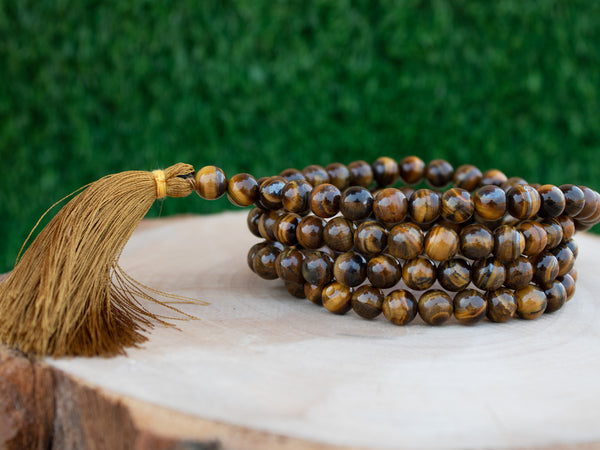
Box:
[2,211,600,449]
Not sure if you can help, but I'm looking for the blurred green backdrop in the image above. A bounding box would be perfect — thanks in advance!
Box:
[1,0,599,272]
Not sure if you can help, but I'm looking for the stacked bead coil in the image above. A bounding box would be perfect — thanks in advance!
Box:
[193,157,599,326]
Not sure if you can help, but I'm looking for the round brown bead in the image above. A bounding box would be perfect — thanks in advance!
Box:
[437,258,470,291]
[227,173,259,207]
[515,285,547,319]
[565,238,578,258]
[516,221,548,256]
[425,159,454,188]
[301,251,333,286]
[441,188,474,223]
[471,257,506,291]
[383,290,418,325]
[324,217,355,252]
[276,248,304,284]
[453,164,483,192]
[399,156,426,185]
[541,219,563,249]
[399,186,415,201]
[325,163,350,190]
[543,280,567,313]
[351,285,384,319]
[340,186,374,221]
[402,257,436,291]
[367,254,402,289]
[504,256,534,290]
[355,221,388,257]
[460,224,494,260]
[486,288,517,323]
[259,177,285,209]
[348,160,374,187]
[493,225,525,262]
[537,185,566,218]
[501,177,528,192]
[388,223,424,260]
[551,244,575,277]
[258,210,283,241]
[558,274,576,301]
[285,282,306,299]
[333,251,367,287]
[310,183,341,218]
[506,184,541,219]
[247,242,268,273]
[372,156,399,187]
[473,185,507,221]
[532,251,559,285]
[321,282,352,314]
[574,186,599,221]
[304,283,323,305]
[253,245,280,280]
[195,165,227,200]
[274,213,300,246]
[480,169,508,187]
[279,168,305,182]
[296,216,325,249]
[556,215,575,243]
[373,188,408,223]
[282,179,313,213]
[418,290,453,325]
[453,289,487,324]
[409,189,441,224]
[424,225,459,262]
[302,165,329,187]
[247,207,263,238]
[559,184,585,216]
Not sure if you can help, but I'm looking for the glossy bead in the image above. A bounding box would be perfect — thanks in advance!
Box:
[348,160,374,187]
[424,225,459,261]
[574,186,599,221]
[351,285,384,319]
[310,183,341,218]
[504,256,534,289]
[558,274,576,301]
[227,173,259,206]
[516,221,548,256]
[247,207,263,238]
[282,179,313,213]
[301,251,333,286]
[473,185,507,221]
[515,285,547,319]
[501,177,528,192]
[537,185,566,218]
[532,251,559,285]
[304,283,323,305]
[471,257,506,291]
[247,242,268,273]
[425,159,454,188]
[373,188,408,223]
[460,224,493,260]
[506,184,541,219]
[453,164,482,192]
[383,290,418,325]
[279,168,305,182]
[302,165,329,187]
[559,184,585,216]
[296,216,325,249]
[486,288,517,322]
[285,282,306,298]
[402,257,436,291]
[333,251,367,287]
[195,165,227,200]
[398,156,425,185]
[552,245,575,277]
[418,290,453,325]
[556,215,575,243]
[480,169,508,187]
[565,238,578,258]
[258,210,282,241]
[399,186,415,201]
[437,259,470,291]
[276,248,304,284]
[493,225,525,262]
[569,267,578,282]
[409,189,441,224]
[441,188,474,223]
[367,254,402,289]
[541,219,563,249]
[372,156,399,187]
[543,280,567,313]
[388,223,424,260]
[340,186,374,220]
[259,177,286,210]
[323,217,354,252]
[321,282,352,314]
[274,213,300,246]
[325,162,350,190]
[253,245,280,280]
[453,289,487,324]
[355,222,388,256]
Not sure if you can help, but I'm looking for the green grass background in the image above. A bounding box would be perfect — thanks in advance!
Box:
[1,0,599,272]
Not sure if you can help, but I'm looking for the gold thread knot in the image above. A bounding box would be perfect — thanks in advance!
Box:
[152,170,167,199]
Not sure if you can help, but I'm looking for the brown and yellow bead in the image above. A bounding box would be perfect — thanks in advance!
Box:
[383,290,418,325]
[321,282,353,314]
[351,285,384,319]
[453,289,487,324]
[418,290,453,325]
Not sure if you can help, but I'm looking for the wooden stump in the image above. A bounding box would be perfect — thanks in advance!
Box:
[2,211,600,449]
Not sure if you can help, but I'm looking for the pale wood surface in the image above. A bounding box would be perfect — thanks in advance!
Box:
[6,212,600,449]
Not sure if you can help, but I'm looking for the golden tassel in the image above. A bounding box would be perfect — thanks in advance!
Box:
[0,163,199,357]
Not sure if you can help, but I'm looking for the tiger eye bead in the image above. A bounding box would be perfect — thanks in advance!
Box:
[227,173,259,207]
[453,289,487,324]
[493,225,525,262]
[282,179,313,213]
[253,245,280,280]
[418,290,453,325]
[373,188,408,223]
[441,188,474,223]
[321,282,352,314]
[383,290,418,325]
[474,185,507,221]
[537,185,566,218]
[486,288,517,322]
[460,224,494,260]
[559,184,585,216]
[372,156,399,187]
[279,168,306,182]
[506,184,541,219]
[543,280,567,313]
[302,165,329,187]
[247,207,263,238]
[348,160,374,187]
[310,183,341,218]
[325,162,351,190]
[515,285,547,319]
[355,222,388,256]
[399,186,416,201]
[402,257,436,291]
[258,210,283,241]
[410,189,441,224]
[453,164,483,192]
[301,251,333,286]
[276,248,304,284]
[552,245,575,277]
[480,169,508,187]
[558,274,576,301]
[333,251,367,287]
[351,285,384,319]
[574,186,599,221]
[195,165,227,200]
[247,242,268,273]
[304,283,323,305]
[340,186,374,221]
[424,225,459,262]
[533,251,559,285]
[501,177,528,192]
[367,254,402,289]
[472,257,506,291]
[541,219,563,249]
[504,256,534,289]
[399,156,426,185]
[516,221,548,256]
[437,259,470,291]
[285,282,306,299]
[274,213,300,246]
[388,223,424,260]
[556,215,575,243]
[425,159,454,188]
[258,177,286,210]
[324,217,355,252]
[565,238,578,258]
[296,216,325,249]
